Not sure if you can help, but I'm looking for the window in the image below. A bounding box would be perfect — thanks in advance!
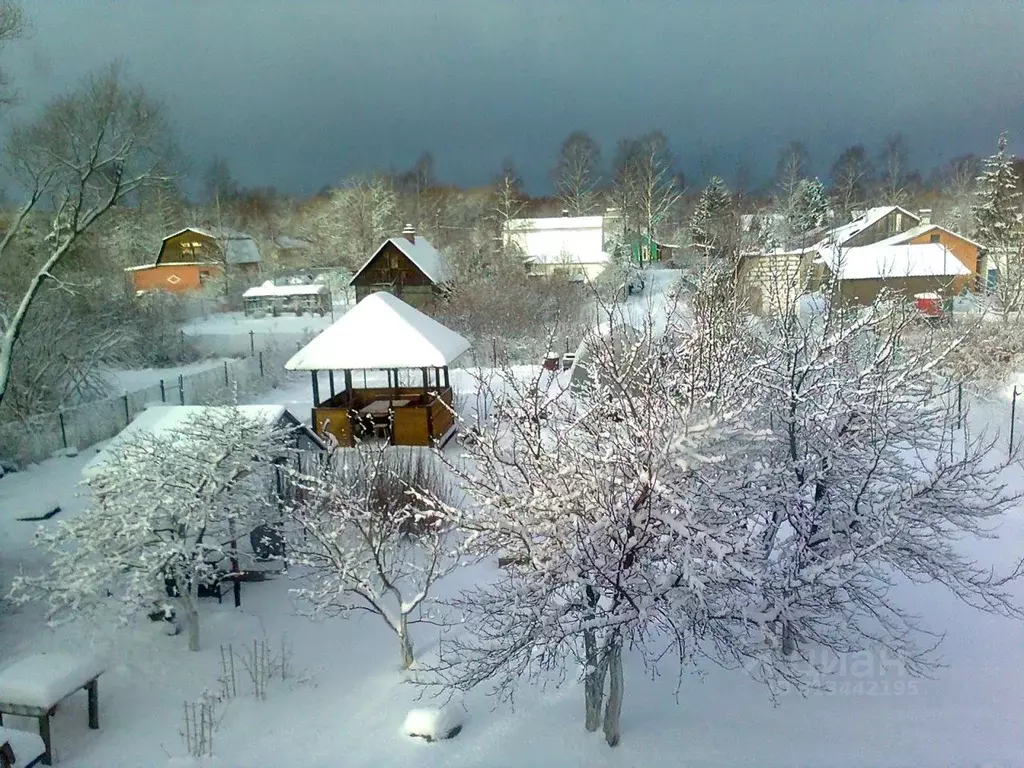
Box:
[930,233,941,244]
[199,269,211,285]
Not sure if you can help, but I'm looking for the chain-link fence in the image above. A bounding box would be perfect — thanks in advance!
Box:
[0,343,306,467]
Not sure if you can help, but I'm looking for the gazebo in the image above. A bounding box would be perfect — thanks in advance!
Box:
[285,291,471,447]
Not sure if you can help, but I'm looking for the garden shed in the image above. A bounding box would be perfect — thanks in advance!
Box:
[242,281,332,317]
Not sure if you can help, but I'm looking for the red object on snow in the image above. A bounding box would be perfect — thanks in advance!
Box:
[914,293,944,319]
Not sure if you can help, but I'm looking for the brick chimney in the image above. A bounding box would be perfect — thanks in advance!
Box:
[918,209,932,225]
[401,224,416,244]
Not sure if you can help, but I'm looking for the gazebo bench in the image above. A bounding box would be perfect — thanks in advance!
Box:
[0,653,105,766]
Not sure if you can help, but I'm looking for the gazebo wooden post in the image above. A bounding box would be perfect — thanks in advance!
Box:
[328,371,336,398]
[343,370,353,397]
[393,368,400,400]
[421,367,429,390]
[443,366,450,388]
[311,371,321,406]
[434,368,441,388]
[387,370,392,388]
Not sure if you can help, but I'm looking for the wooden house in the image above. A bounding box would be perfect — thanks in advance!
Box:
[285,292,470,448]
[125,227,262,296]
[349,226,452,310]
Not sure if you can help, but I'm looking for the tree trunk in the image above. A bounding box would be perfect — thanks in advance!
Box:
[182,584,201,652]
[398,615,414,670]
[583,627,604,731]
[602,638,623,747]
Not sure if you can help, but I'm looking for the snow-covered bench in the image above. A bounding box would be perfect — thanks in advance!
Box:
[0,653,105,766]
[0,725,45,767]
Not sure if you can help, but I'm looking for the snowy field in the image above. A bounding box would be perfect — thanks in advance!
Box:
[2,385,1024,767]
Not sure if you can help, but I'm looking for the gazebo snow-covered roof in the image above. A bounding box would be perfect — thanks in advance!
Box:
[285,291,470,371]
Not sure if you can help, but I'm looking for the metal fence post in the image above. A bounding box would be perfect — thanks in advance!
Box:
[1011,386,1018,457]
[180,329,186,358]
[259,351,264,378]
[160,379,166,403]
[224,360,230,388]
[249,330,255,356]
[179,374,185,405]
[123,394,130,426]
[492,337,497,366]
[58,411,67,450]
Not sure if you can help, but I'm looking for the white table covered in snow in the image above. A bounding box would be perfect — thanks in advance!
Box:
[0,653,105,765]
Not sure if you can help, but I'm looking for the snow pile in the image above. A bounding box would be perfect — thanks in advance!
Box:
[402,707,464,742]
[0,653,105,710]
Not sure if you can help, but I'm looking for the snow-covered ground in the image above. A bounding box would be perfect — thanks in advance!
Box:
[3,279,1024,766]
[2,382,1024,767]
[101,358,236,395]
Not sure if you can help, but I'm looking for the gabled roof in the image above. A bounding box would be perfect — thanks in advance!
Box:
[872,223,987,250]
[349,235,452,285]
[157,227,262,265]
[285,291,470,371]
[817,242,971,281]
[505,215,609,266]
[82,405,320,481]
[818,206,919,248]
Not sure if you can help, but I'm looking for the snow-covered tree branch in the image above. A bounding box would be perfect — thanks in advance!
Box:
[0,63,176,411]
[286,444,460,669]
[422,286,1024,748]
[9,407,294,651]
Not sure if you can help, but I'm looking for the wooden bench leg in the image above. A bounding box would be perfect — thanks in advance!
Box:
[87,679,99,729]
[39,714,52,766]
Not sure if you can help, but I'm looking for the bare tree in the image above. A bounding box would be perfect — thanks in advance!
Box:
[492,159,527,258]
[287,444,459,669]
[774,140,810,199]
[878,132,910,205]
[552,130,601,216]
[829,144,874,221]
[611,132,681,255]
[935,154,980,234]
[0,63,175,411]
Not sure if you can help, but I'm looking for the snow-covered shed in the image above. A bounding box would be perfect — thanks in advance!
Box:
[349,226,452,311]
[504,214,610,280]
[242,280,332,317]
[82,405,324,482]
[286,292,470,447]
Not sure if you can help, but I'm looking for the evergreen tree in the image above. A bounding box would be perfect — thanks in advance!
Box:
[973,132,1024,314]
[690,176,732,259]
[789,177,828,237]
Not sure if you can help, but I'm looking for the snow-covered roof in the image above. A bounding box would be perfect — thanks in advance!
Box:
[818,243,971,281]
[162,227,216,242]
[285,291,470,371]
[243,281,329,299]
[223,236,262,265]
[818,206,919,248]
[872,223,987,250]
[350,235,452,285]
[123,261,221,271]
[81,405,302,481]
[505,215,609,266]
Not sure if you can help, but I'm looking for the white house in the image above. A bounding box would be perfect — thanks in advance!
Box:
[504,215,610,280]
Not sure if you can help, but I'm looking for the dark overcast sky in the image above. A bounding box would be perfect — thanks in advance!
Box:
[7,0,1024,196]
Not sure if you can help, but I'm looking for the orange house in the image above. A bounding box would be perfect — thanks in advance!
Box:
[871,217,987,291]
[125,227,260,295]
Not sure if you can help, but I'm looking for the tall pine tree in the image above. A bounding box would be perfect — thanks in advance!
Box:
[973,132,1024,314]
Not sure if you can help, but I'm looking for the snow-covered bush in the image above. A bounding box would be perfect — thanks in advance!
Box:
[403,706,463,742]
[287,444,460,669]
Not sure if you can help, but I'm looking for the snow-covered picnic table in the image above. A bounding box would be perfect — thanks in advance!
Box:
[0,653,105,766]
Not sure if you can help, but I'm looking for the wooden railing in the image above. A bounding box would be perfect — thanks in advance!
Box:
[313,387,456,447]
